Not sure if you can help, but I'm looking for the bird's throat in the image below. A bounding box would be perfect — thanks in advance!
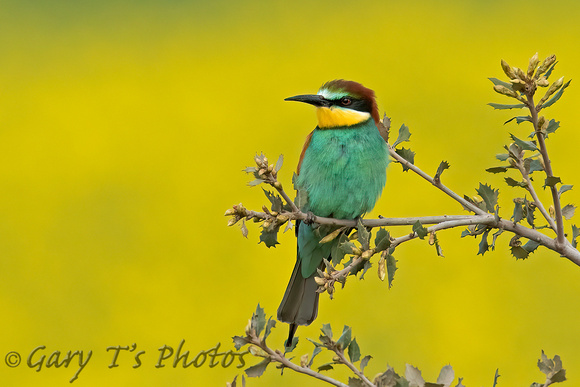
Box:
[316,107,371,129]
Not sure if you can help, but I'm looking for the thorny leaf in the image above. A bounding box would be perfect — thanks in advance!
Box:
[562,204,576,220]
[248,179,265,186]
[492,369,500,387]
[393,124,411,147]
[544,176,562,188]
[259,225,280,248]
[263,317,276,341]
[396,147,416,172]
[504,115,531,125]
[488,77,513,89]
[274,154,284,172]
[510,133,538,151]
[251,304,267,337]
[331,233,349,266]
[240,219,248,238]
[360,355,372,373]
[486,166,508,174]
[233,336,250,351]
[505,177,526,188]
[317,363,335,372]
[321,323,333,340]
[309,346,322,367]
[263,189,283,213]
[336,325,352,350]
[357,219,371,250]
[386,253,398,288]
[412,221,429,239]
[348,338,361,363]
[436,365,455,387]
[572,225,580,248]
[348,378,365,387]
[434,161,450,182]
[476,183,499,213]
[478,229,490,256]
[245,359,271,378]
[375,228,391,252]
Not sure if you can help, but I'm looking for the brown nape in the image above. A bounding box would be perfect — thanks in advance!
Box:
[320,79,380,124]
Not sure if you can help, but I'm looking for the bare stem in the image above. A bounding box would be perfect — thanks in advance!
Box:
[333,349,374,387]
[526,93,566,246]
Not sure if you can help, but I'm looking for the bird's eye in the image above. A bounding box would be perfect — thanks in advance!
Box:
[341,97,352,106]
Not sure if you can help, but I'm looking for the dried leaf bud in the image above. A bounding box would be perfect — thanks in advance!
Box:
[323,271,331,279]
[224,208,236,216]
[361,250,373,259]
[539,76,564,105]
[493,84,518,98]
[227,217,240,226]
[319,228,343,244]
[535,54,557,79]
[263,221,271,228]
[258,168,267,176]
[537,77,549,87]
[351,246,362,255]
[254,156,262,165]
[277,214,289,223]
[501,59,516,79]
[332,356,341,362]
[428,231,436,245]
[273,181,282,189]
[549,205,555,219]
[271,211,278,217]
[378,255,386,281]
[513,67,526,80]
[245,319,253,336]
[539,156,546,170]
[300,354,309,368]
[314,276,326,286]
[527,52,539,77]
[537,116,546,131]
[268,164,274,172]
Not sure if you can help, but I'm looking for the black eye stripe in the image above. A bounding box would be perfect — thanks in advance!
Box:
[329,97,372,114]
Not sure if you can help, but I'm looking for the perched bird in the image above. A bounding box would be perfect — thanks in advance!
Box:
[277,80,390,346]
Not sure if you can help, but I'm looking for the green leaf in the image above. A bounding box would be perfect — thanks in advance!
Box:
[386,253,398,289]
[489,77,514,89]
[321,323,333,339]
[562,204,576,220]
[478,229,490,256]
[233,336,250,351]
[359,260,372,279]
[263,189,283,213]
[544,61,558,79]
[393,124,411,147]
[243,166,257,173]
[504,115,531,125]
[510,133,538,151]
[360,355,372,373]
[558,184,573,197]
[295,188,308,209]
[527,159,544,174]
[284,336,298,352]
[572,225,579,248]
[476,183,499,213]
[525,197,535,227]
[317,363,334,372]
[496,153,510,161]
[348,378,365,387]
[491,229,503,250]
[546,119,560,136]
[308,346,322,367]
[505,177,526,188]
[512,199,524,224]
[357,219,370,250]
[511,246,529,259]
[259,226,280,248]
[336,325,352,350]
[492,369,500,387]
[374,228,391,252]
[263,317,276,341]
[245,359,271,377]
[395,147,415,172]
[248,179,265,186]
[544,176,561,188]
[348,338,361,363]
[331,233,349,266]
[251,304,267,337]
[434,161,450,182]
[542,79,572,108]
[412,220,429,239]
[523,239,540,254]
[455,377,465,387]
[488,102,526,110]
[274,154,284,172]
[486,166,508,174]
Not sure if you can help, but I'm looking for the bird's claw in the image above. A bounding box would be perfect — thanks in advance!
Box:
[304,211,316,225]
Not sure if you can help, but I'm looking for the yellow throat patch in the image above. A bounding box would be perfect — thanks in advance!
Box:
[316,107,371,129]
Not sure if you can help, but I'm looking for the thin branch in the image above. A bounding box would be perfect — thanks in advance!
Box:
[526,93,566,246]
[333,348,374,387]
[388,145,488,216]
[516,160,558,233]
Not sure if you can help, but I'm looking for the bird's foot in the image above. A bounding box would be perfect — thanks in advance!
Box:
[304,211,316,225]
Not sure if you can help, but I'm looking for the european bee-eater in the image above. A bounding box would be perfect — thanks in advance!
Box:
[277,79,390,346]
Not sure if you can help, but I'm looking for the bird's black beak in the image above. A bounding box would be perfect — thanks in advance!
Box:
[284,94,330,107]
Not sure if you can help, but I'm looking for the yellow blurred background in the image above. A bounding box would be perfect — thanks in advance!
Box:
[0,0,579,385]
